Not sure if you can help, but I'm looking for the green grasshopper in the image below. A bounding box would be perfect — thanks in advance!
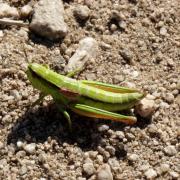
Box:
[26,63,145,129]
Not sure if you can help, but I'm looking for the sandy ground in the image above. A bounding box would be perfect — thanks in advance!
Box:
[0,0,179,179]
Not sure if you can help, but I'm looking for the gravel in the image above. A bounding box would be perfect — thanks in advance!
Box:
[164,145,177,156]
[0,0,179,179]
[23,143,36,154]
[20,5,33,18]
[96,164,113,180]
[74,5,90,20]
[127,153,139,162]
[83,162,95,176]
[144,168,157,179]
[0,3,19,18]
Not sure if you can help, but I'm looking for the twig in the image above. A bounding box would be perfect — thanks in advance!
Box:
[0,18,29,27]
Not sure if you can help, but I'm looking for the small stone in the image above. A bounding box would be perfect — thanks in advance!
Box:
[108,158,119,170]
[167,58,174,67]
[176,95,180,106]
[127,153,139,161]
[77,178,86,180]
[105,146,115,155]
[110,24,117,32]
[0,142,4,149]
[160,26,167,36]
[85,73,96,80]
[139,164,150,172]
[84,0,94,7]
[97,164,113,180]
[165,93,174,103]
[100,42,111,50]
[0,30,4,38]
[164,145,177,156]
[65,37,98,73]
[148,124,157,135]
[159,163,170,173]
[17,141,23,148]
[135,97,155,118]
[24,143,36,154]
[74,5,90,20]
[83,163,95,176]
[169,171,179,178]
[88,151,98,159]
[144,168,157,179]
[120,49,133,64]
[0,3,19,18]
[19,166,27,175]
[20,5,33,18]
[10,90,22,100]
[30,0,68,40]
[116,131,125,139]
[113,75,124,84]
[177,81,180,90]
[132,71,139,78]
[119,20,127,30]
[98,124,109,132]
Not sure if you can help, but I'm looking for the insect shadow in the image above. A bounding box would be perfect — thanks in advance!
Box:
[7,103,151,160]
[7,103,104,150]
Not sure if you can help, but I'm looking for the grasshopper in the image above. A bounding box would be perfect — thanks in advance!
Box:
[26,63,145,129]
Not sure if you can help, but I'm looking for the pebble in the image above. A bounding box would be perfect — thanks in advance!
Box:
[177,81,180,90]
[85,73,96,80]
[120,49,133,64]
[17,141,23,148]
[0,3,19,18]
[160,26,167,36]
[30,0,68,40]
[148,124,157,135]
[23,143,36,154]
[113,75,124,84]
[132,71,139,78]
[164,145,177,156]
[0,30,4,38]
[20,5,33,18]
[108,158,119,170]
[119,20,127,30]
[116,131,125,139]
[169,171,179,178]
[77,178,86,180]
[74,5,90,20]
[110,24,118,32]
[100,42,111,50]
[10,90,22,100]
[65,37,98,73]
[135,97,155,118]
[159,163,170,173]
[167,58,174,67]
[19,165,27,175]
[176,95,180,106]
[127,153,139,161]
[83,162,95,176]
[96,164,113,180]
[165,93,174,103]
[0,142,4,149]
[105,146,115,156]
[98,124,109,132]
[144,168,157,179]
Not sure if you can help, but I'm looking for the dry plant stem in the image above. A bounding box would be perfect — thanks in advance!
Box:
[0,18,29,27]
